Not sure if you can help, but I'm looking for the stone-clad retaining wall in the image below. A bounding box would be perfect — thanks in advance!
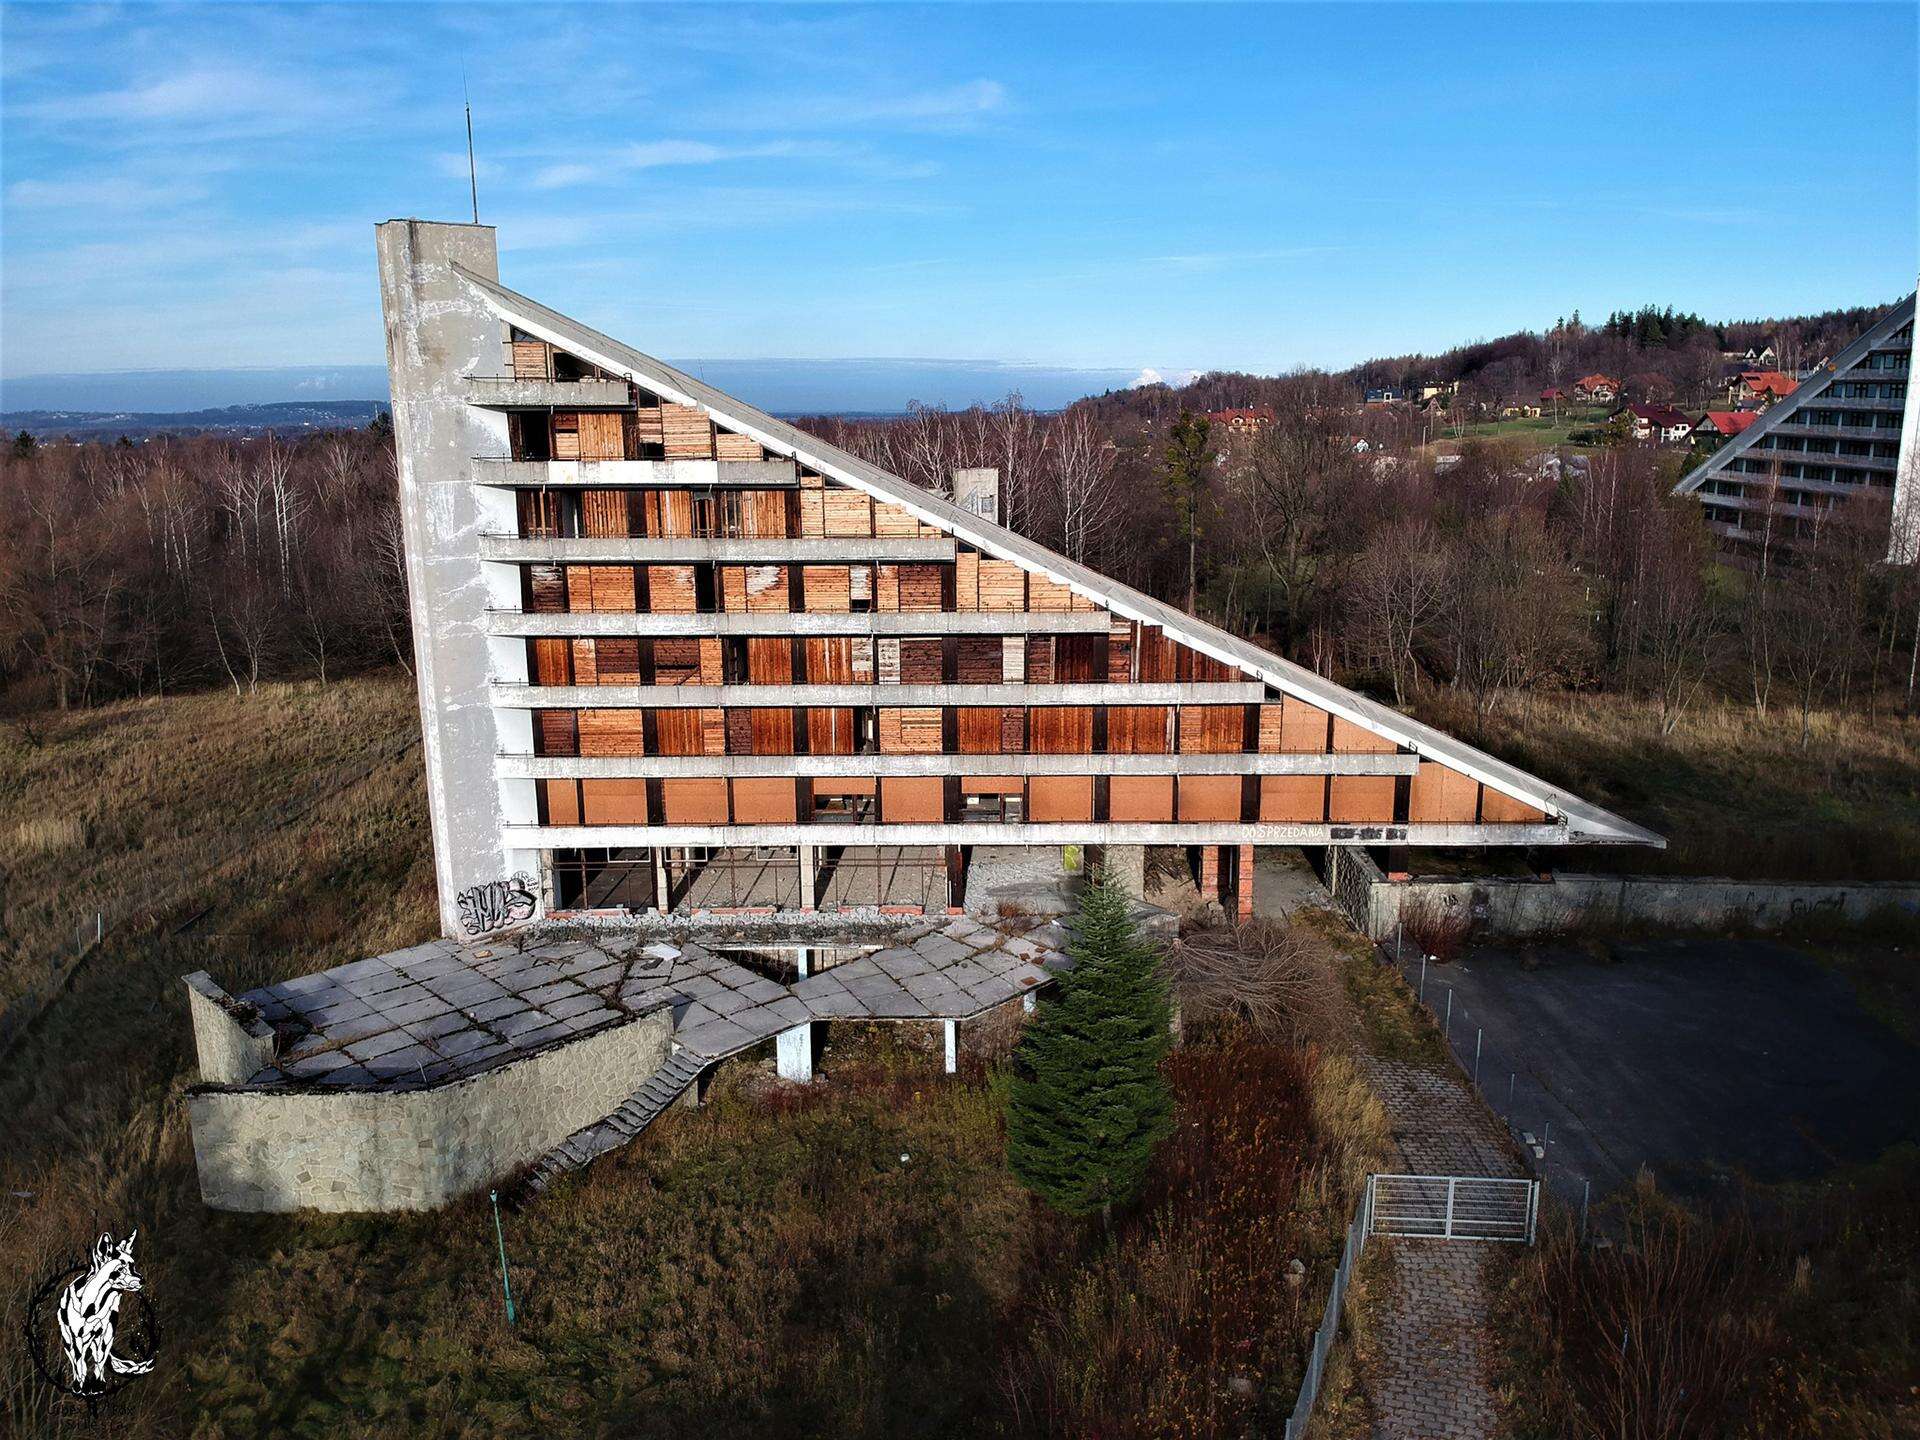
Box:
[187,990,674,1213]
[1362,872,1920,942]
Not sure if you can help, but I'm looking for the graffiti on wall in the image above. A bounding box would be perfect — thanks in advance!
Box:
[456,873,538,936]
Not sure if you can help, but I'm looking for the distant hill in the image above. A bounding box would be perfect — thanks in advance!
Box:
[3,401,391,441]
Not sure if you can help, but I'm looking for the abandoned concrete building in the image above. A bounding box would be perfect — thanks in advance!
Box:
[178,219,1660,1214]
[1676,289,1919,562]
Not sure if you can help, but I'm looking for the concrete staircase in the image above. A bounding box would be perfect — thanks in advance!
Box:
[519,1048,708,1201]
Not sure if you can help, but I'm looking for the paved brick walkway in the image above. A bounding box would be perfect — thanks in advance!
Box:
[1360,1057,1527,1440]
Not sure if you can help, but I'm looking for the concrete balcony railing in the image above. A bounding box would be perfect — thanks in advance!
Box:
[464,376,630,408]
[490,680,1266,708]
[486,609,1117,638]
[496,751,1417,780]
[502,819,1566,850]
[471,458,800,488]
[478,535,956,564]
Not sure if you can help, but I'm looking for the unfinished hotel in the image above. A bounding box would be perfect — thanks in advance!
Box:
[176,221,1657,1213]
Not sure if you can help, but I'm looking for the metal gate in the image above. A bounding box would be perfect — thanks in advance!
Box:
[1367,1174,1539,1243]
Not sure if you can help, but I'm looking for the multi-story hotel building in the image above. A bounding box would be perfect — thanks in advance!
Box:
[376,220,1658,940]
[1676,290,1918,562]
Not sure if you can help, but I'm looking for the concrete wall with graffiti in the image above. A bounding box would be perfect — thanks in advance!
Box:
[1362,872,1920,943]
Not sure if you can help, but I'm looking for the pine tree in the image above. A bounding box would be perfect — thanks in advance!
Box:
[1004,868,1174,1222]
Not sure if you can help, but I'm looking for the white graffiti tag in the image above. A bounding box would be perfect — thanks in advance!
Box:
[456,872,538,935]
[56,1232,154,1394]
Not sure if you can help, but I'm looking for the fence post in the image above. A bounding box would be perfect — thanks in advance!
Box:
[1442,1177,1457,1240]
[1444,988,1452,1043]
[1473,1028,1483,1088]
[1418,952,1427,1001]
[1507,1071,1515,1118]
[1580,1180,1590,1241]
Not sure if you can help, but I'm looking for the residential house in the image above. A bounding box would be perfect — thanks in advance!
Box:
[1573,374,1620,402]
[1618,403,1696,444]
[1728,371,1797,408]
[1204,406,1276,437]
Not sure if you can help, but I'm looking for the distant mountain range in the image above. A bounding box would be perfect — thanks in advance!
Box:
[1,358,1146,437]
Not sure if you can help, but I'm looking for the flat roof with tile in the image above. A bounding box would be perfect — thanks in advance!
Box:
[239,916,1071,1091]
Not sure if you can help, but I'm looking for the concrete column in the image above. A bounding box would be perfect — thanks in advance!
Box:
[653,847,670,913]
[943,1019,958,1074]
[1236,843,1256,923]
[776,1024,813,1083]
[798,844,817,909]
[1199,845,1221,901]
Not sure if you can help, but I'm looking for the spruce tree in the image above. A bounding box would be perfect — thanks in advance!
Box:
[1004,867,1175,1221]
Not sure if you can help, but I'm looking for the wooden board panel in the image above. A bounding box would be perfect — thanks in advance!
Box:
[532,638,571,685]
[956,638,1001,684]
[1108,620,1135,681]
[1328,775,1396,823]
[699,637,724,684]
[1027,573,1074,612]
[595,638,641,684]
[661,778,728,824]
[961,775,1023,795]
[699,707,727,756]
[978,559,1025,611]
[566,566,594,613]
[798,489,825,538]
[1028,706,1093,754]
[1109,775,1174,823]
[744,564,787,613]
[1055,635,1107,683]
[552,413,581,461]
[875,564,900,612]
[591,566,635,612]
[1179,704,1245,754]
[1279,699,1330,753]
[1002,636,1025,682]
[743,490,788,538]
[749,707,795,754]
[1029,776,1093,822]
[714,430,764,461]
[731,778,796,823]
[897,564,944,613]
[1001,706,1026,753]
[1024,636,1054,684]
[528,566,566,613]
[1107,705,1171,754]
[577,411,625,462]
[823,489,873,538]
[632,406,665,446]
[519,490,562,538]
[807,707,855,754]
[898,639,942,683]
[804,637,856,684]
[1409,762,1478,823]
[1257,704,1287,754]
[1260,775,1326,823]
[581,490,630,538]
[652,490,694,539]
[536,709,578,757]
[878,707,942,754]
[955,706,1005,754]
[512,340,551,380]
[578,708,645,756]
[569,639,597,686]
[954,551,979,611]
[876,638,901,685]
[873,500,921,536]
[747,637,792,684]
[724,708,753,756]
[802,565,851,612]
[661,404,713,459]
[647,565,697,613]
[653,638,700,685]
[881,776,944,822]
[1480,787,1547,823]
[542,778,581,825]
[1331,716,1397,754]
[1177,775,1241,822]
[581,779,649,825]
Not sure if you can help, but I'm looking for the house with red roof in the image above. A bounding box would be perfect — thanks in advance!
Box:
[1573,374,1620,402]
[1617,402,1695,444]
[1728,371,1797,408]
[1204,406,1276,437]
[1691,410,1759,445]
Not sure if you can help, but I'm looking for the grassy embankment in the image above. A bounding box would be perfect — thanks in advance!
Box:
[1,668,1388,1439]
[1405,688,1920,883]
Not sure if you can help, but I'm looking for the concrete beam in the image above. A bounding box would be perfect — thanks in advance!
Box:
[487,610,1115,638]
[776,1024,813,1083]
[504,821,1574,848]
[472,458,799,488]
[465,377,629,408]
[478,535,955,564]
[943,1019,957,1075]
[497,751,1415,779]
[493,680,1264,709]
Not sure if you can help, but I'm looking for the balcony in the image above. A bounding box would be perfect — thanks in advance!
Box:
[491,679,1265,708]
[470,458,799,488]
[486,609,1117,638]
[464,376,630,409]
[496,751,1417,779]
[479,534,955,564]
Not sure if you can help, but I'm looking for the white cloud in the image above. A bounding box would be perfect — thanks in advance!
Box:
[6,176,206,211]
[1128,367,1199,389]
[698,78,1008,132]
[531,139,840,190]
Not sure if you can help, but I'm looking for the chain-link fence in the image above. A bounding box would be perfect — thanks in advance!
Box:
[1284,1178,1371,1440]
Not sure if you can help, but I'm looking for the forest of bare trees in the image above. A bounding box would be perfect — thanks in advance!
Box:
[3,386,1916,743]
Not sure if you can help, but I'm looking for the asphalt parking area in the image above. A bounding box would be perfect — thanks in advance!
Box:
[1417,937,1920,1202]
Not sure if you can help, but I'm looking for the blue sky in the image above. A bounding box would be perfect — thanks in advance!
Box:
[2,1,1915,400]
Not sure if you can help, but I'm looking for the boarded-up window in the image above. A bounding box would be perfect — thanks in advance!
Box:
[595,639,641,684]
[1409,762,1477,823]
[570,639,598,686]
[823,489,872,538]
[541,778,581,825]
[1179,705,1245,754]
[1055,635,1108,683]
[653,707,724,756]
[714,429,765,462]
[661,404,713,459]
[802,566,852,612]
[898,639,942,683]
[1177,775,1242,822]
[531,638,571,686]
[1109,776,1173,823]
[881,777,944,822]
[872,500,920,536]
[646,565,697,614]
[746,637,792,685]
[528,565,567,613]
[978,560,1025,611]
[1107,706,1171,754]
[1328,775,1395,822]
[878,707,942,754]
[1279,699,1330,753]
[741,490,788,538]
[661,778,728,824]
[1000,706,1026,753]
[749,707,795,754]
[1028,707,1093,754]
[519,490,562,538]
[804,638,856,685]
[578,709,645,756]
[649,490,695,539]
[1108,621,1135,681]
[956,707,1006,754]
[732,778,796,823]
[956,638,1002,683]
[1029,776,1093,822]
[512,339,551,380]
[807,707,855,754]
[1480,788,1547,823]
[581,489,631,537]
[535,709,578,756]
[580,779,649,825]
[552,412,581,461]
[1331,717,1396,754]
[1260,776,1326,823]
[722,564,789,613]
[954,552,980,611]
[1025,637,1054,683]
[577,412,625,462]
[566,565,635,612]
[895,565,944,612]
[653,638,701,686]
[1257,704,1287,754]
[1028,574,1074,612]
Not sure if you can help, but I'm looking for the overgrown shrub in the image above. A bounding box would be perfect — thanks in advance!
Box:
[1396,891,1470,963]
[1169,919,1349,1045]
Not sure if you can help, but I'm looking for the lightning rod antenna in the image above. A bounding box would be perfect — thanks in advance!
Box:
[464,66,479,224]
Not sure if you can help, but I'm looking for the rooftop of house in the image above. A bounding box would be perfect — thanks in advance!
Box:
[1698,410,1760,437]
[1739,371,1797,396]
[1626,402,1694,428]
